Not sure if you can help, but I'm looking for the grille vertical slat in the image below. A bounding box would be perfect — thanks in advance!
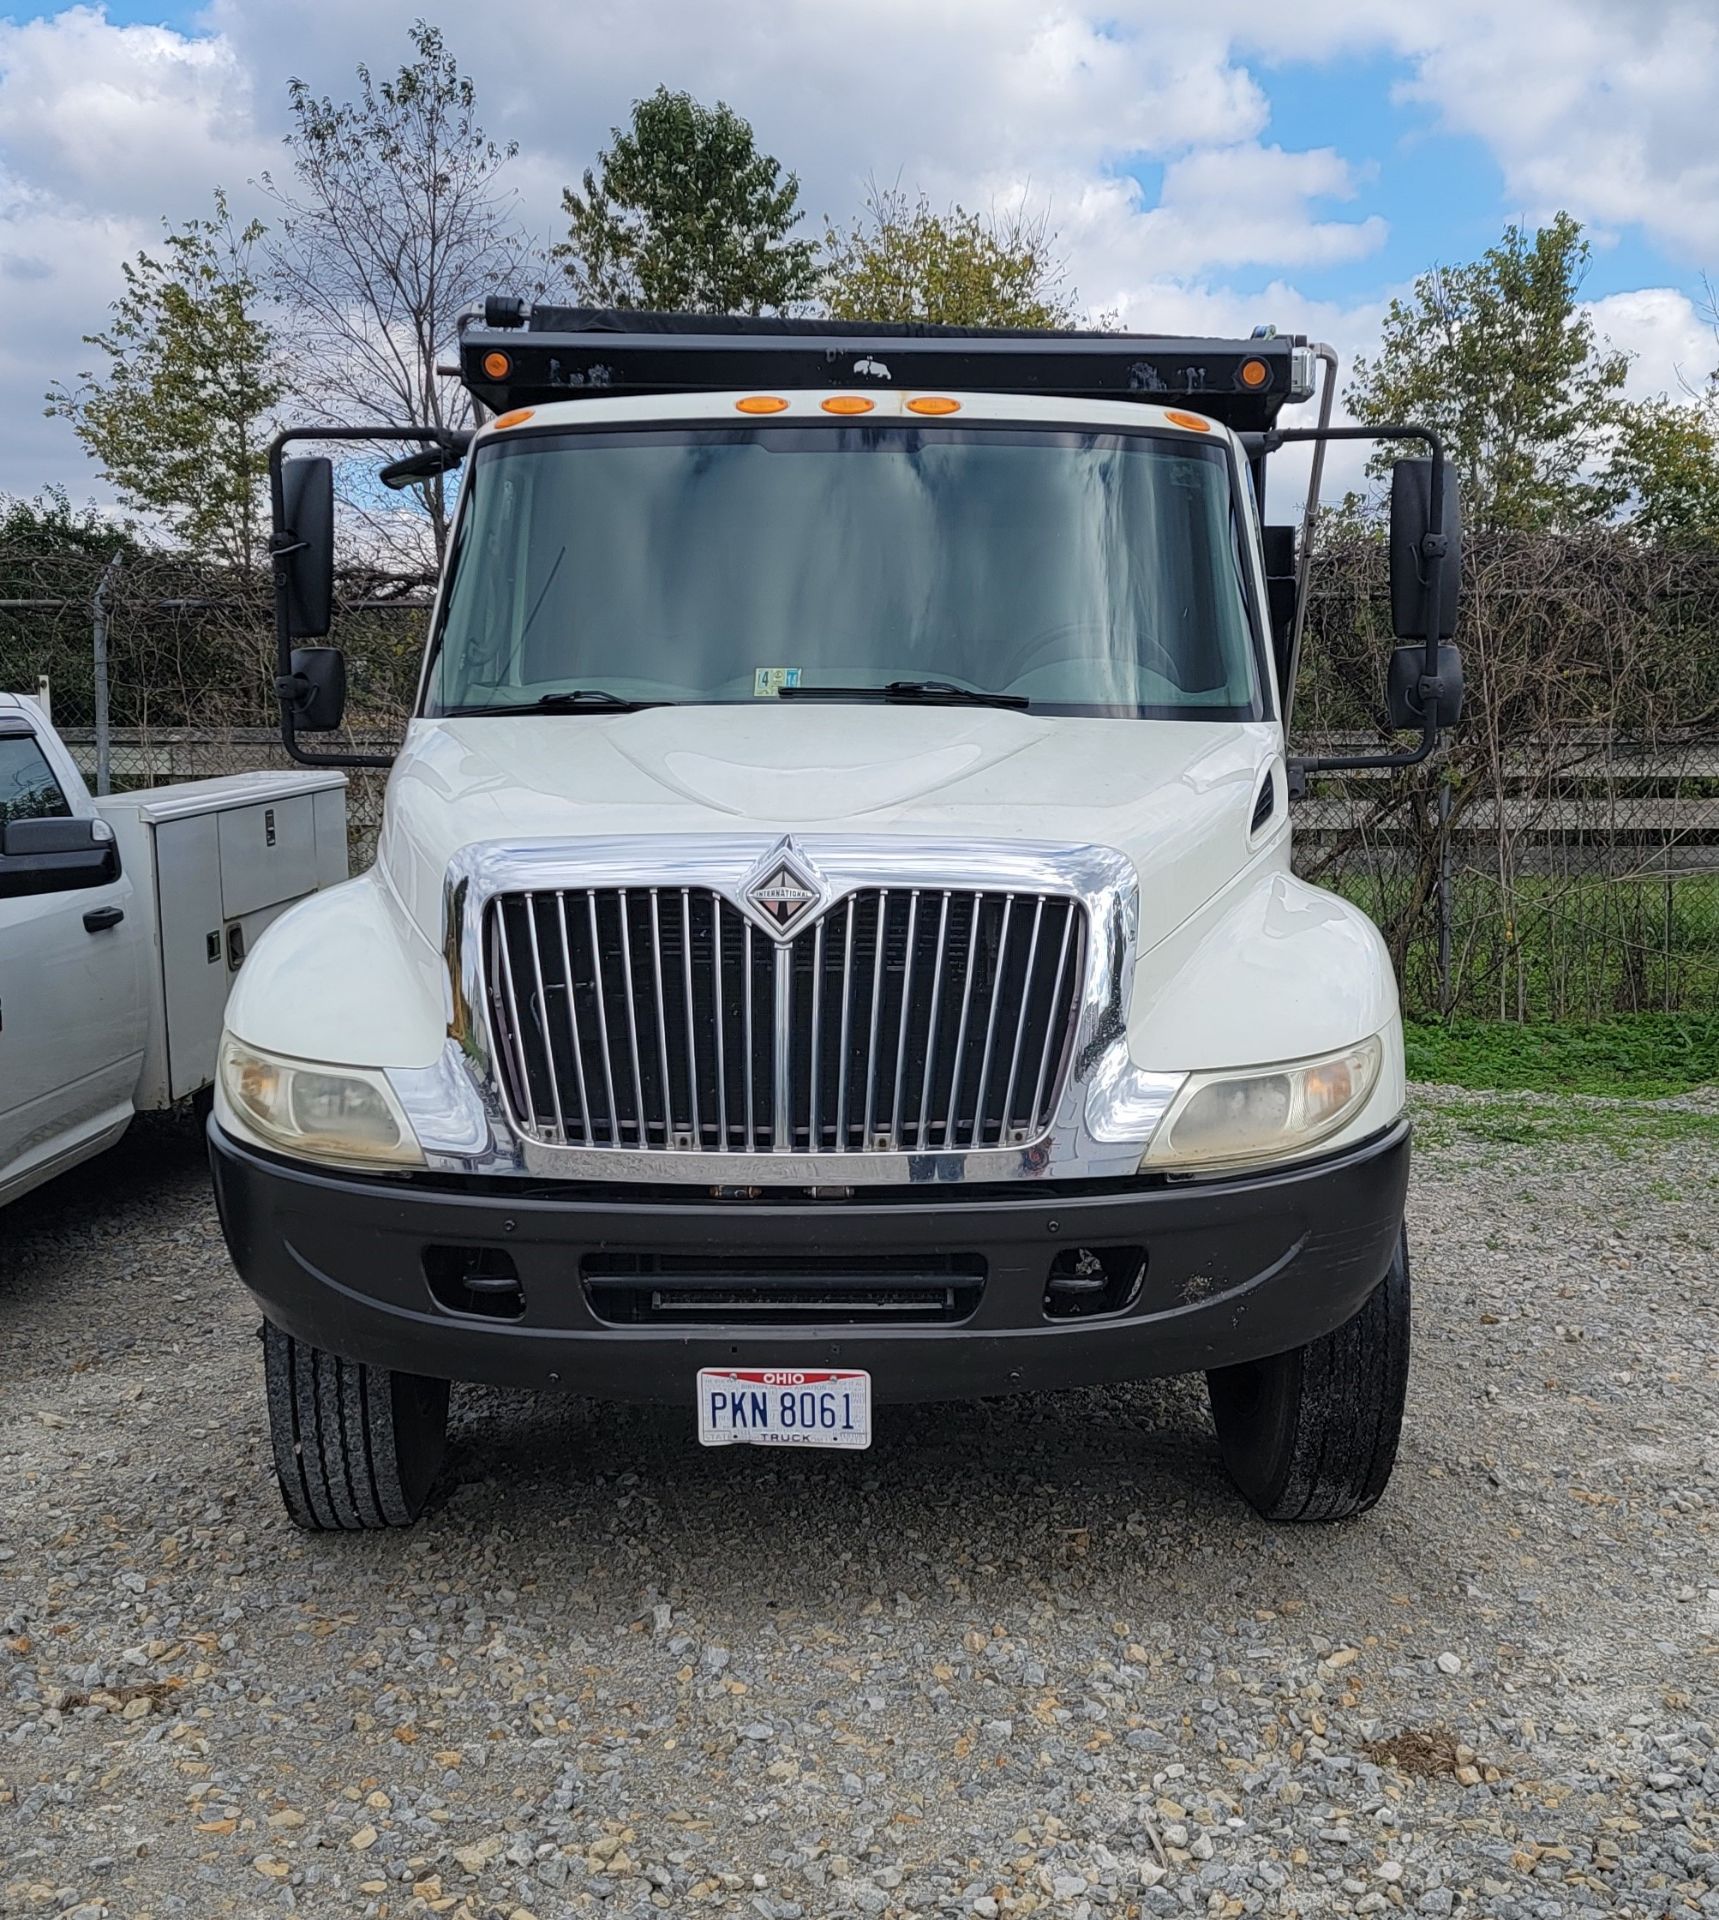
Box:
[861,890,889,1146]
[488,881,1083,1158]
[647,891,675,1143]
[917,892,952,1149]
[942,891,985,1149]
[742,918,756,1149]
[999,896,1045,1142]
[835,899,857,1149]
[709,891,729,1148]
[522,896,566,1143]
[677,889,701,1147]
[969,894,1014,1146]
[1028,903,1078,1135]
[585,891,620,1143]
[888,890,920,1149]
[615,891,649,1143]
[553,894,593,1145]
[807,917,825,1151]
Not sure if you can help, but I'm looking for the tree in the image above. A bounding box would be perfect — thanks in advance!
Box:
[263,21,534,557]
[1608,396,1719,545]
[0,487,136,565]
[820,184,1077,329]
[555,87,816,313]
[1347,213,1629,532]
[45,193,280,569]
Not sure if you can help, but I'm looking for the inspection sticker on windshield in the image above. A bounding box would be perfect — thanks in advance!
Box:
[697,1368,871,1449]
[753,666,802,697]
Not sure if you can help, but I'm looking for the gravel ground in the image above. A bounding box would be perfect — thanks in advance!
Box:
[2,1092,1716,1920]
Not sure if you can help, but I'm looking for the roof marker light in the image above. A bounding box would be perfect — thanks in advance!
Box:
[906,395,960,415]
[736,395,789,413]
[1164,409,1212,432]
[1238,358,1270,389]
[491,408,535,430]
[481,350,512,381]
[822,395,874,414]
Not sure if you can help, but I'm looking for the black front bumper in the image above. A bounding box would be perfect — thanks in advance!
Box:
[208,1119,1410,1403]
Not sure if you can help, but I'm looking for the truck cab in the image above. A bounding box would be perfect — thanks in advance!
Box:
[208,309,1463,1531]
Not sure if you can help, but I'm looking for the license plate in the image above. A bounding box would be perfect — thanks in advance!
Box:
[696,1368,872,1450]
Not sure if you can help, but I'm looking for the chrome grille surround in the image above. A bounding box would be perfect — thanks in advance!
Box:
[389,835,1185,1185]
[485,881,1085,1157]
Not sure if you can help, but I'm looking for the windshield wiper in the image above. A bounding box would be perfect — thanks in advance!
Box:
[777,679,1030,711]
[446,689,663,717]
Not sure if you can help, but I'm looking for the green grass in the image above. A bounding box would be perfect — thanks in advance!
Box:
[1403,1012,1719,1097]
[1411,1097,1719,1153]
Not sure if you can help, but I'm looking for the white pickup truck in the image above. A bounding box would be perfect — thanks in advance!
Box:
[209,308,1464,1531]
[0,691,346,1206]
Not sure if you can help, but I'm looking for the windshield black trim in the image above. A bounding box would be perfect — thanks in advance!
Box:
[421,418,1275,725]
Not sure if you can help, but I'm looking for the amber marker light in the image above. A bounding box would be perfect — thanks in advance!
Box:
[1238,358,1270,390]
[736,394,789,413]
[491,408,535,431]
[905,395,960,415]
[821,395,875,414]
[1164,409,1212,432]
[481,350,512,380]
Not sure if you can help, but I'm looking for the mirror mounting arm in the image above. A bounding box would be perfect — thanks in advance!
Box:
[1243,421,1456,779]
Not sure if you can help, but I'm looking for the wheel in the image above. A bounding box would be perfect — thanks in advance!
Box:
[1206,1229,1410,1522]
[262,1321,449,1529]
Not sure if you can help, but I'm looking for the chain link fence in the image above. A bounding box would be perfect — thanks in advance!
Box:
[4,533,1716,1023]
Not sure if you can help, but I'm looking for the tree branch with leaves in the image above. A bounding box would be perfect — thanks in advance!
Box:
[261,20,536,558]
[46,191,281,570]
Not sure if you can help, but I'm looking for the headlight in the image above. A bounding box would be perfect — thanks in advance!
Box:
[217,1037,424,1169]
[1142,1037,1382,1171]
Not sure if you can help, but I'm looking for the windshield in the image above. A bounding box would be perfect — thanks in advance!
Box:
[427,424,1265,720]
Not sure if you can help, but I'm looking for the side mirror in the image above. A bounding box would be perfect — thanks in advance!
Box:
[278,646,348,733]
[277,457,334,639]
[1389,457,1462,640]
[0,815,121,899]
[1387,642,1464,730]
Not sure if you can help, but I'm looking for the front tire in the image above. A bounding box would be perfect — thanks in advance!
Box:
[262,1321,449,1529]
[1206,1229,1410,1522]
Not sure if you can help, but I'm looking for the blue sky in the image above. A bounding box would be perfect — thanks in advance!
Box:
[3,0,1717,507]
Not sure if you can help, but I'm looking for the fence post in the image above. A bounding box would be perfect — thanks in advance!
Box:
[35,673,51,724]
[91,553,122,796]
[1436,772,1453,1014]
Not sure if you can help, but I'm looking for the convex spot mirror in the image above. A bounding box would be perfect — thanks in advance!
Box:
[282,646,347,733]
[1387,642,1465,731]
[277,457,334,639]
[1389,457,1463,640]
[0,815,121,899]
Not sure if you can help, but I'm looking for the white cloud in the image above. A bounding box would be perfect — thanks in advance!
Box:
[1396,0,1719,260]
[1587,286,1717,403]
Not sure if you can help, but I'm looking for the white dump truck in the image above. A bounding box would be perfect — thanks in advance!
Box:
[208,309,1463,1529]
[0,690,346,1206]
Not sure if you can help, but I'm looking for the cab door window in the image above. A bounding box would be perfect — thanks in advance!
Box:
[0,734,73,825]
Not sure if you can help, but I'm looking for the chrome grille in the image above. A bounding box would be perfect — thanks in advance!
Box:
[485,886,1085,1155]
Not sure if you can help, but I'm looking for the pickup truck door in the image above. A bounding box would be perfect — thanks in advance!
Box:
[0,715,147,1200]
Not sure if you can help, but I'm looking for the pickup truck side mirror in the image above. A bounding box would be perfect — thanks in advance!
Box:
[278,646,348,733]
[277,457,334,639]
[0,815,121,899]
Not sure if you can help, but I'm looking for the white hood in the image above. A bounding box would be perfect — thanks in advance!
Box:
[378,705,1281,955]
